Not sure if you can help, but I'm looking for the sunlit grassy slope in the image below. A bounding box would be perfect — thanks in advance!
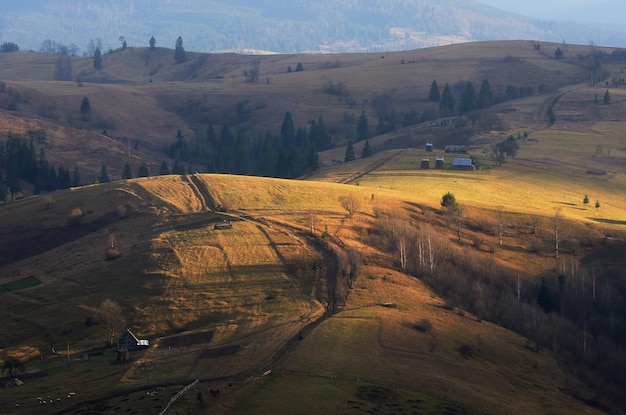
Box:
[0,168,620,414]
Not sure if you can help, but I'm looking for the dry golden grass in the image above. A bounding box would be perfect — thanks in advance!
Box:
[222,266,604,415]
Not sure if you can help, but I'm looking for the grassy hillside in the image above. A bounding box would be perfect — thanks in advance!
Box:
[1,40,626,414]
[1,40,622,182]
[0,170,623,414]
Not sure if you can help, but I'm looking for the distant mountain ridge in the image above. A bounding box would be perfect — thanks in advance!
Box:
[2,0,626,54]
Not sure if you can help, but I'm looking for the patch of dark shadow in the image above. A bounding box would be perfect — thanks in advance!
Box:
[159,330,215,348]
[355,386,399,405]
[199,344,240,359]
[0,211,129,265]
[586,169,606,176]
[0,275,41,292]
[590,218,626,226]
[553,201,577,206]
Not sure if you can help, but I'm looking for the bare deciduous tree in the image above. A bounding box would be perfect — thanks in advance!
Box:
[497,205,504,246]
[554,207,562,259]
[96,299,124,347]
[338,194,362,217]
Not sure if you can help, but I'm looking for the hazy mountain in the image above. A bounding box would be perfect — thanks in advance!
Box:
[479,0,626,25]
[2,0,626,55]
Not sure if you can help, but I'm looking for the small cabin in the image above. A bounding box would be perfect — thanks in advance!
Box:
[425,141,434,152]
[452,158,475,171]
[118,328,149,352]
[420,158,430,169]
[435,157,445,169]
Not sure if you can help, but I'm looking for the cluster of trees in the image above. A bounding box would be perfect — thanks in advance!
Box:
[0,42,19,53]
[367,201,626,409]
[40,39,79,56]
[491,135,520,166]
[168,111,328,179]
[429,79,494,116]
[0,133,81,201]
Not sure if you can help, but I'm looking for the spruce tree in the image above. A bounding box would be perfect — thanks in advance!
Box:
[149,36,156,51]
[72,166,81,187]
[428,80,440,101]
[280,111,296,146]
[478,79,493,109]
[356,110,368,142]
[362,139,372,158]
[122,163,133,180]
[174,36,187,63]
[344,140,355,162]
[460,81,476,113]
[100,165,110,183]
[93,47,102,70]
[137,163,149,177]
[159,161,170,175]
[80,96,91,114]
[440,83,455,116]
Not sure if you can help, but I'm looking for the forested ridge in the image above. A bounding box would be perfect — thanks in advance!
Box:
[3,0,626,54]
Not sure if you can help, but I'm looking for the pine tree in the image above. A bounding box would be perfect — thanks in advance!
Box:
[583,194,589,205]
[280,111,296,147]
[460,81,476,113]
[159,161,170,175]
[537,278,553,313]
[174,36,187,63]
[137,163,149,177]
[72,166,81,187]
[344,140,355,162]
[428,80,440,101]
[93,47,102,70]
[356,110,368,142]
[361,139,372,158]
[100,165,110,183]
[122,163,133,180]
[149,36,156,51]
[478,79,493,109]
[80,96,91,114]
[440,83,455,116]
[603,89,611,104]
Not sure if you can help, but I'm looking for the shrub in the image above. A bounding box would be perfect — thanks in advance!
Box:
[458,344,473,359]
[414,318,433,333]
[67,207,84,227]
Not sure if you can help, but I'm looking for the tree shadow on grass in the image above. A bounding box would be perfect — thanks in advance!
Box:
[589,218,626,225]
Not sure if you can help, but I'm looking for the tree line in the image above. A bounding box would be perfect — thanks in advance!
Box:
[0,133,81,201]
[168,111,325,179]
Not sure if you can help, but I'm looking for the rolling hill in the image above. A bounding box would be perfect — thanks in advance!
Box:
[0,40,626,414]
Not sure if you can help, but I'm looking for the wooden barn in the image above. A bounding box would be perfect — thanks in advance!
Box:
[421,158,430,169]
[452,158,475,171]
